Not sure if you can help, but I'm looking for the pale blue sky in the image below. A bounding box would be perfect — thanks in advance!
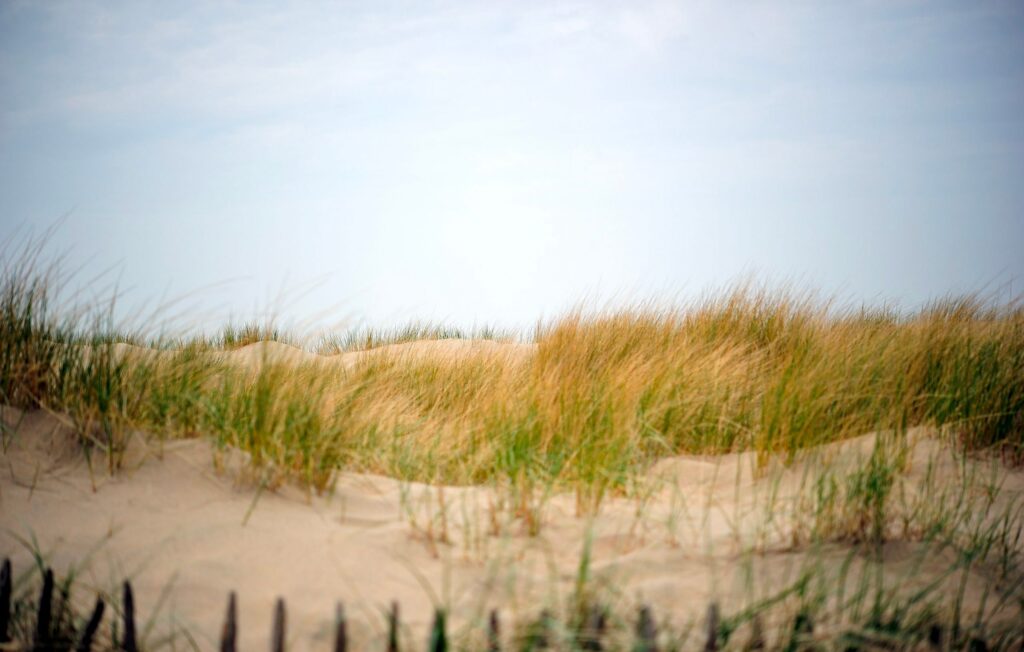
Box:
[1,1,1022,333]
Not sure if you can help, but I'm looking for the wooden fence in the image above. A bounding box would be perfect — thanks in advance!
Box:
[0,557,761,652]
[4,559,1017,650]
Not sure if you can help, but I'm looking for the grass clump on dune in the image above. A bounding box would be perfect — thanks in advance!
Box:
[218,321,286,349]
[1,235,1022,507]
[315,320,516,354]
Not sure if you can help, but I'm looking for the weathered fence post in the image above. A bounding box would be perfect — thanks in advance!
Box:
[786,609,812,651]
[36,567,54,652]
[387,601,400,652]
[790,605,815,646]
[704,603,719,652]
[122,581,138,652]
[793,609,812,636]
[537,609,553,649]
[0,558,10,644]
[487,610,500,652]
[635,605,657,652]
[271,597,286,652]
[429,609,447,652]
[745,614,765,651]
[76,597,106,652]
[522,609,553,650]
[333,602,346,652]
[579,604,606,651]
[220,591,237,652]
[968,636,989,652]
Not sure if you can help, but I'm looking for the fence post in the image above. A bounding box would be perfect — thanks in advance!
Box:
[0,558,10,644]
[220,592,237,652]
[122,581,138,652]
[429,609,447,652]
[387,601,400,652]
[793,609,812,636]
[704,603,719,652]
[334,602,346,652]
[487,610,500,652]
[580,604,606,651]
[635,605,657,652]
[271,598,286,652]
[793,608,812,649]
[36,567,54,652]
[525,609,552,650]
[745,614,765,651]
[76,597,106,652]
[786,609,813,651]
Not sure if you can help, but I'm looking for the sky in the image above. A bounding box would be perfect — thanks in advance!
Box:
[1,0,1023,334]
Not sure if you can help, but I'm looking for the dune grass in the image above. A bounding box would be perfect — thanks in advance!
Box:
[315,321,518,354]
[1,235,1022,504]
[3,233,1024,649]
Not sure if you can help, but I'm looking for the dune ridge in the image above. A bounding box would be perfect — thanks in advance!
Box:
[103,337,536,371]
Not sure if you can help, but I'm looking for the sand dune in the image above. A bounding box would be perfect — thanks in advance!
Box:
[2,402,1020,650]
[222,338,535,371]
[100,338,536,374]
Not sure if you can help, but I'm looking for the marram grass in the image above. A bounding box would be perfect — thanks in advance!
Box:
[3,235,1024,648]
[1,236,1022,508]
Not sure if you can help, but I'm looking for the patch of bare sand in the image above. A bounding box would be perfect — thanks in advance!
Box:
[1,407,1021,650]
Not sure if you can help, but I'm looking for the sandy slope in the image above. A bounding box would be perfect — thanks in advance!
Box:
[1,404,1021,650]
[108,338,536,373]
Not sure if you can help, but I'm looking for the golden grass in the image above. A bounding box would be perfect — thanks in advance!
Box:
[2,232,1022,509]
[3,236,1024,648]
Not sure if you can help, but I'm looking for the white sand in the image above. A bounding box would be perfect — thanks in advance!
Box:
[1,354,1021,649]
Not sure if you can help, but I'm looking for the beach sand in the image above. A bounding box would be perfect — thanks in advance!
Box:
[2,342,1021,650]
